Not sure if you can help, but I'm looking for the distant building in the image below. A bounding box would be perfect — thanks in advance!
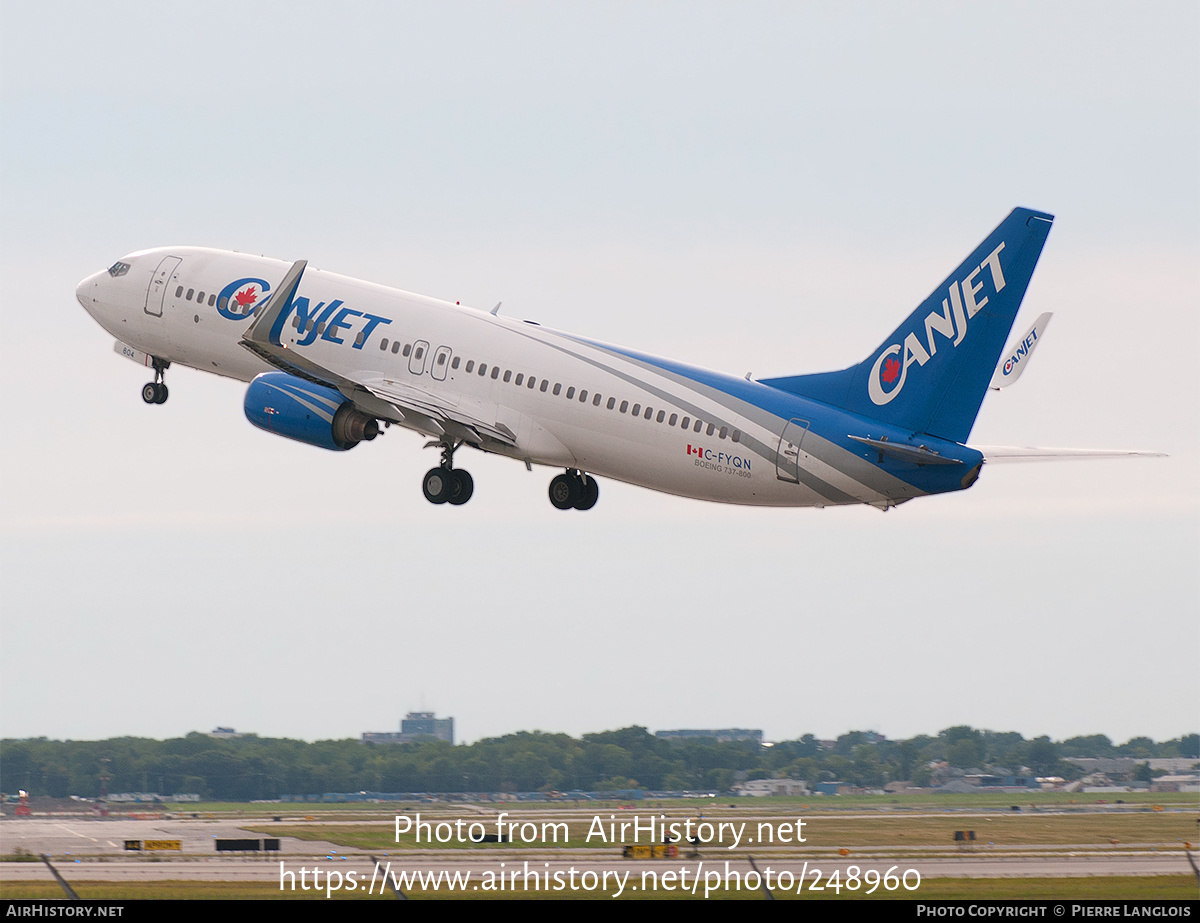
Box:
[737,779,809,797]
[363,711,454,745]
[1150,774,1200,793]
[208,727,242,739]
[655,729,763,744]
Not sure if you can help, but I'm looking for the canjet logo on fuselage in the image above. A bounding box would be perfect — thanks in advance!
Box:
[868,242,1007,406]
[217,277,393,351]
[215,277,272,321]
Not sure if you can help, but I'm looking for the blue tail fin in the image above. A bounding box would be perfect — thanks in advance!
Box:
[761,208,1054,443]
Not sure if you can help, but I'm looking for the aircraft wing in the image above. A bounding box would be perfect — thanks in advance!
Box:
[240,260,516,449]
[972,445,1166,463]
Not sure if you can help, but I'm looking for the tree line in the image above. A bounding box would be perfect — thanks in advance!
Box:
[2,727,1195,801]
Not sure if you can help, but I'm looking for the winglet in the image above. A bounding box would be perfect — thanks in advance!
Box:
[243,260,307,349]
[990,312,1052,389]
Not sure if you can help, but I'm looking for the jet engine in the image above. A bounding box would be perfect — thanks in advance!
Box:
[244,371,379,451]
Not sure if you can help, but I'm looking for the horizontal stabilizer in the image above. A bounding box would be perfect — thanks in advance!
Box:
[847,435,963,466]
[974,445,1166,463]
[990,313,1051,389]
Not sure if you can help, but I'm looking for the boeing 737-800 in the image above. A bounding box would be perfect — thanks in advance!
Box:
[75,208,1152,511]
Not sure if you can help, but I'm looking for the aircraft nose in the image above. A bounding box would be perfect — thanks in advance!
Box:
[76,271,104,317]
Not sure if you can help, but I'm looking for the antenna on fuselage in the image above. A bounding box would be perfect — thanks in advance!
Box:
[490,302,502,316]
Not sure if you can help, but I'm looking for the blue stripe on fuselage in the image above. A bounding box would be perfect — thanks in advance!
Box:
[561,334,983,495]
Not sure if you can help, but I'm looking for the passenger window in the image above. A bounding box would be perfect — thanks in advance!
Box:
[208,294,216,306]
[355,332,365,347]
[379,337,388,349]
[452,357,460,369]
[318,323,326,335]
[593,393,602,406]
[619,400,628,413]
[579,390,588,402]
[669,413,678,426]
[414,346,424,360]
[631,404,641,416]
[403,344,412,357]
[504,370,512,383]
[681,416,690,429]
[540,380,549,392]
[732,430,741,443]
[514,373,523,386]
[719,426,728,439]
[656,410,665,423]
[294,316,302,329]
[479,363,487,375]
[527,377,536,389]
[186,288,194,300]
[645,407,653,420]
[175,286,183,297]
[695,420,703,433]
[197,291,205,302]
[607,397,616,410]
[566,387,575,399]
[491,367,500,380]
[437,353,446,366]
[218,296,227,311]
[553,383,562,395]
[392,341,401,354]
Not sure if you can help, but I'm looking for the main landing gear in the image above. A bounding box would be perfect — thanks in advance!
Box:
[422,439,474,506]
[549,470,599,511]
[141,358,170,405]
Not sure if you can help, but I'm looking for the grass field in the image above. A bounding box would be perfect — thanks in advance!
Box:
[240,801,1197,853]
[4,793,1195,901]
[158,791,1198,816]
[2,875,1196,900]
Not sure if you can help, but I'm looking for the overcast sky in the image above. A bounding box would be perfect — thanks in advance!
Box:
[1,1,1195,747]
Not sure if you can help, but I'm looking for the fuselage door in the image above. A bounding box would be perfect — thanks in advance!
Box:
[776,418,811,483]
[431,345,452,381]
[144,256,182,317]
[409,340,430,375]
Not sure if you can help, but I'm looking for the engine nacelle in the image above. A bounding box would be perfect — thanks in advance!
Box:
[244,372,379,451]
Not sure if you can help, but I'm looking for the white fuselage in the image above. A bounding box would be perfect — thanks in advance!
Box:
[76,246,935,509]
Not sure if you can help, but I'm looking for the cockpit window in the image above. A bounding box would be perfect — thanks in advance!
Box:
[107,261,131,278]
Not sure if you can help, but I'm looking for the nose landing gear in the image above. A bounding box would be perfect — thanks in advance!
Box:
[549,470,599,511]
[422,439,474,506]
[141,358,171,405]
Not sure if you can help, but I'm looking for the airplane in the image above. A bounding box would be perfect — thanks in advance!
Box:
[75,207,1157,512]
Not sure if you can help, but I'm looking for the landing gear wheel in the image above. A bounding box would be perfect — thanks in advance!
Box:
[142,382,168,404]
[574,475,599,510]
[549,473,582,510]
[448,469,474,505]
[422,467,453,504]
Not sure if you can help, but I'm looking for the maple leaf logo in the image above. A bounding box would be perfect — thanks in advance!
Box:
[880,356,901,385]
[234,287,258,308]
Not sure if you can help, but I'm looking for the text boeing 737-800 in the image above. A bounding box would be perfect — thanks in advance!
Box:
[75,208,1155,511]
